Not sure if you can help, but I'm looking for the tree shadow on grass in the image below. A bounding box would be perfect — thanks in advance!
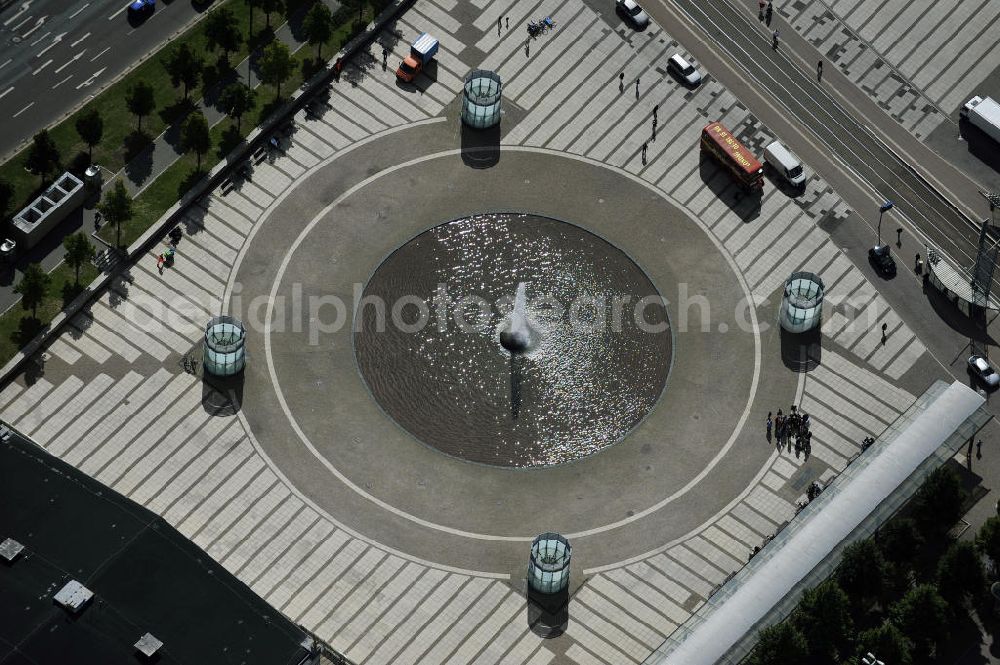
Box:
[61,281,86,308]
[68,150,91,174]
[300,56,326,81]
[123,131,154,186]
[158,97,197,127]
[179,168,206,198]
[259,95,287,122]
[11,315,44,349]
[217,125,245,158]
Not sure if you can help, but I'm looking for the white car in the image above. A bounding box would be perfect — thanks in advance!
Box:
[616,0,650,30]
[668,53,702,86]
[968,354,1000,389]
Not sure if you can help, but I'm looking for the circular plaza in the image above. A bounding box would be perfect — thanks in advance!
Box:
[229,120,795,574]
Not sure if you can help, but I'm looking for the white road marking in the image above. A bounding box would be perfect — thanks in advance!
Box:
[32,59,51,75]
[51,75,72,89]
[0,59,11,71]
[21,16,47,39]
[28,31,50,47]
[68,2,91,20]
[74,66,105,89]
[11,15,32,31]
[3,2,33,27]
[12,102,34,117]
[107,2,132,21]
[54,51,84,73]
[70,32,90,47]
[90,46,109,62]
[35,32,66,58]
[0,87,14,100]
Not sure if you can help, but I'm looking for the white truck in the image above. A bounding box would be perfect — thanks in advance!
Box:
[961,95,1000,144]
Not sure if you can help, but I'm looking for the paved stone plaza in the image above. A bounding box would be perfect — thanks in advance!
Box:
[0,0,956,663]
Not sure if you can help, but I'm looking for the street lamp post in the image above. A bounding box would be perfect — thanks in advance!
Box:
[878,200,894,245]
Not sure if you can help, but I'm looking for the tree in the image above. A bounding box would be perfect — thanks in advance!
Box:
[792,581,853,663]
[25,130,61,184]
[879,517,924,565]
[912,466,965,533]
[836,539,888,602]
[162,43,204,100]
[182,111,211,171]
[977,515,1000,565]
[74,108,104,160]
[218,83,256,131]
[125,82,156,132]
[937,540,985,602]
[856,622,912,665]
[204,8,242,63]
[0,178,13,221]
[15,263,50,318]
[97,179,133,249]
[63,233,94,285]
[748,622,809,665]
[258,40,292,99]
[258,0,284,29]
[890,584,951,659]
[302,3,333,59]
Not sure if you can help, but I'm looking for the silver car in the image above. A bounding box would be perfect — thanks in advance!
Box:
[968,354,1000,389]
[616,0,650,29]
[668,53,702,86]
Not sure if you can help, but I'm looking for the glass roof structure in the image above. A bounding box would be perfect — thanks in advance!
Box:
[644,380,990,665]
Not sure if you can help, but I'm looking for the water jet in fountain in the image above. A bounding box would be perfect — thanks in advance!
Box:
[500,282,538,354]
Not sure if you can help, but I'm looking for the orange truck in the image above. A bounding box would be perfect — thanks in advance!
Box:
[700,122,764,192]
[396,33,439,83]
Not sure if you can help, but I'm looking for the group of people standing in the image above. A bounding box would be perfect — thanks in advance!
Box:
[766,406,812,455]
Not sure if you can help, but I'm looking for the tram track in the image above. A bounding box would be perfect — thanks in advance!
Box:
[664,0,997,293]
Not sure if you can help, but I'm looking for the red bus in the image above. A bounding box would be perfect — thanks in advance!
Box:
[700,122,764,192]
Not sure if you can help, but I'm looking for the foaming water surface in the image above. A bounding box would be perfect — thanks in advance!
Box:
[354,213,672,467]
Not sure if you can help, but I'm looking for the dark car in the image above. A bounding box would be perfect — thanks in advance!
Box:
[128,0,155,15]
[868,244,896,277]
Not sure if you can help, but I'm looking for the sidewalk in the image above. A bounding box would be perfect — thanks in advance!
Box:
[119,0,343,199]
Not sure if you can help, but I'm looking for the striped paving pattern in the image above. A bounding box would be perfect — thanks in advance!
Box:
[0,1,935,663]
[780,0,1000,139]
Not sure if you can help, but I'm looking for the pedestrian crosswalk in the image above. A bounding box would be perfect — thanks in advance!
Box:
[780,0,1000,140]
[0,1,944,664]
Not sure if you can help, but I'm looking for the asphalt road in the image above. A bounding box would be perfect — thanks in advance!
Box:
[644,0,1000,297]
[0,0,211,159]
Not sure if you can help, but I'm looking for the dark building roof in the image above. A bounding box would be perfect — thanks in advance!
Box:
[0,424,316,665]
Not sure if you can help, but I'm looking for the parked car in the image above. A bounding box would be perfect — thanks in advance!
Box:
[616,0,650,29]
[667,53,702,86]
[868,244,896,277]
[968,355,1000,389]
[128,0,155,15]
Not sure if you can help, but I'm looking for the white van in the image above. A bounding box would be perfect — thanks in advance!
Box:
[763,141,805,188]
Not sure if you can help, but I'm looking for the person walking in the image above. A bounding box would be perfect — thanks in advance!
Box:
[896,227,903,246]
[772,29,779,49]
[881,322,888,345]
[766,412,773,439]
[506,16,509,30]
[765,0,772,24]
[652,114,658,140]
[497,16,502,35]
[817,60,823,81]
[758,0,765,19]
[635,77,640,99]
[620,72,625,91]
[641,141,648,165]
